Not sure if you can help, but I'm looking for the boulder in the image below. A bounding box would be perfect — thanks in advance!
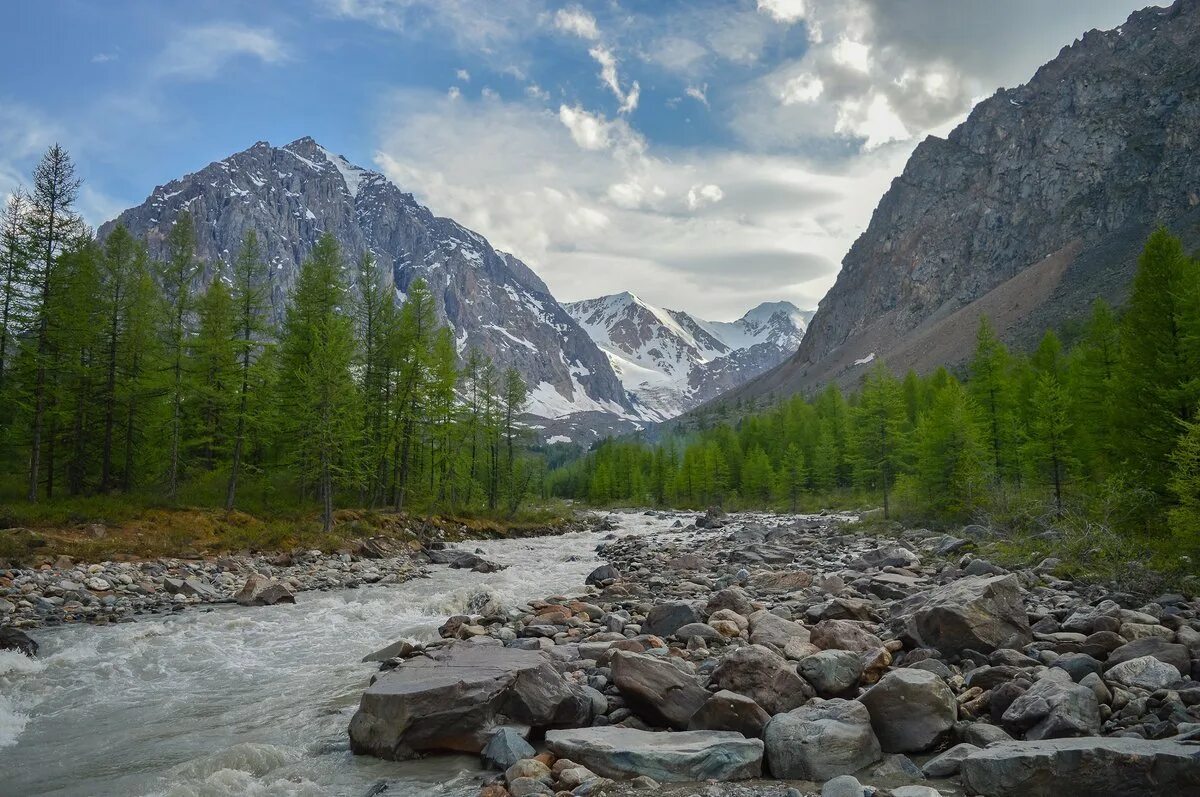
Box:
[1104,637,1191,675]
[810,619,885,653]
[1105,655,1181,691]
[450,553,505,573]
[798,650,864,696]
[234,573,296,606]
[483,727,536,770]
[348,644,591,760]
[763,698,882,780]
[706,587,754,617]
[821,775,866,797]
[585,565,620,586]
[899,574,1031,655]
[711,644,814,715]
[1000,671,1100,740]
[0,626,38,657]
[960,737,1200,797]
[545,727,763,782]
[922,742,980,777]
[748,610,811,651]
[858,668,956,753]
[643,601,706,638]
[610,650,708,730]
[688,690,771,739]
[850,544,921,570]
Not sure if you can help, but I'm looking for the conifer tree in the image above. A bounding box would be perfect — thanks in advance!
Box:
[1113,228,1200,497]
[913,381,988,519]
[97,225,144,491]
[777,443,807,512]
[226,230,271,510]
[1168,420,1200,544]
[278,233,359,533]
[159,211,200,498]
[969,316,1018,483]
[1024,371,1074,514]
[392,278,436,509]
[25,144,83,501]
[0,191,29,397]
[1068,299,1121,474]
[190,270,238,470]
[851,362,907,518]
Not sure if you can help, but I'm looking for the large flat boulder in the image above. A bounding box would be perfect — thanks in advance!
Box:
[897,574,1031,655]
[348,644,591,760]
[545,727,763,782]
[960,737,1200,796]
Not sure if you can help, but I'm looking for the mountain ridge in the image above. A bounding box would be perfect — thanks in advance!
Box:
[717,0,1200,407]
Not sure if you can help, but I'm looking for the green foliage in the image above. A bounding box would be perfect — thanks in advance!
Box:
[0,145,544,533]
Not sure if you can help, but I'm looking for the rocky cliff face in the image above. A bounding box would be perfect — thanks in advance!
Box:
[734,0,1200,402]
[100,137,639,421]
[565,293,810,419]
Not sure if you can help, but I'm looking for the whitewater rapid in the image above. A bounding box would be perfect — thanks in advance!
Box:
[0,512,682,797]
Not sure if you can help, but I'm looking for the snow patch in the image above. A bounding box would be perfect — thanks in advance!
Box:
[854,352,876,366]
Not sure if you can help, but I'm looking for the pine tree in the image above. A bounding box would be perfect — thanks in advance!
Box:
[226,230,271,510]
[392,278,436,510]
[969,316,1019,484]
[1024,371,1074,514]
[96,225,145,491]
[0,191,29,397]
[501,366,528,512]
[1168,419,1200,545]
[851,362,907,518]
[913,381,989,519]
[1113,228,1200,497]
[25,145,83,501]
[1067,299,1121,474]
[278,233,359,533]
[190,270,238,470]
[354,252,396,505]
[159,211,200,498]
[777,443,807,512]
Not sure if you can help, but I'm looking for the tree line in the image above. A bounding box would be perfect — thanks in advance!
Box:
[550,227,1200,549]
[0,145,540,531]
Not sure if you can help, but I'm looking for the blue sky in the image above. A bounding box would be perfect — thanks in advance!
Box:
[0,0,1149,318]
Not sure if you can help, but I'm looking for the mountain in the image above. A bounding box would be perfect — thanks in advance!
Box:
[99,136,641,424]
[727,0,1200,405]
[565,292,811,419]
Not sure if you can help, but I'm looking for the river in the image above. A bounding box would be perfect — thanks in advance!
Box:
[0,512,684,797]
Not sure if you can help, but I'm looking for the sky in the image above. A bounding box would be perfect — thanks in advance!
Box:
[0,0,1154,320]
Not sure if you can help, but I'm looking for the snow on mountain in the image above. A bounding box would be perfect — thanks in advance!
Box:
[100,137,639,427]
[565,292,812,419]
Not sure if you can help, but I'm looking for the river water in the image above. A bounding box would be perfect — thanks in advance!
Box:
[0,512,684,797]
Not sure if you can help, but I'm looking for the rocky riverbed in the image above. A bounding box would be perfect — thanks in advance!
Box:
[349,509,1200,797]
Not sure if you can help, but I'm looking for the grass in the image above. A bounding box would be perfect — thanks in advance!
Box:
[0,476,580,565]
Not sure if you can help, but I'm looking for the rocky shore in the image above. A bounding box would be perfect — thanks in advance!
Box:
[348,509,1200,797]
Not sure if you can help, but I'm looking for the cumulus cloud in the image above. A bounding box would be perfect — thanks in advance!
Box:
[371,90,907,317]
[554,6,600,40]
[155,23,287,80]
[757,0,808,24]
[456,68,470,81]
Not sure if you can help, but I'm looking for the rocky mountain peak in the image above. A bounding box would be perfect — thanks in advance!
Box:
[727,0,1200,404]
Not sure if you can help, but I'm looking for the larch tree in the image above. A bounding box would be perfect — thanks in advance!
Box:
[851,362,907,518]
[159,211,200,498]
[226,230,271,510]
[25,144,83,502]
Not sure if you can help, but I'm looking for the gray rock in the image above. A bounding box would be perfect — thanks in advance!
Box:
[898,574,1031,655]
[347,644,590,759]
[850,544,920,570]
[688,689,771,739]
[1104,637,1191,675]
[960,737,1200,797]
[1000,670,1100,740]
[482,727,535,771]
[958,721,1013,747]
[0,627,38,657]
[642,601,706,638]
[610,650,708,730]
[1105,655,1181,691]
[763,698,882,780]
[922,742,979,777]
[858,668,956,753]
[711,644,814,715]
[234,574,295,606]
[545,726,763,782]
[798,650,864,696]
[821,774,865,797]
[585,564,620,585]
[747,609,811,651]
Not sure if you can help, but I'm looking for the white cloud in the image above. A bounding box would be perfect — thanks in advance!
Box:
[686,183,724,210]
[448,86,462,100]
[91,52,117,64]
[780,73,823,104]
[554,6,600,40]
[589,46,640,114]
[456,68,470,81]
[525,83,550,101]
[757,0,808,24]
[372,90,907,317]
[155,24,287,80]
[481,86,499,100]
[685,84,709,107]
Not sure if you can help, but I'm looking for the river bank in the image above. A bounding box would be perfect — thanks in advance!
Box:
[0,513,659,796]
[0,510,592,630]
[348,509,1200,797]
